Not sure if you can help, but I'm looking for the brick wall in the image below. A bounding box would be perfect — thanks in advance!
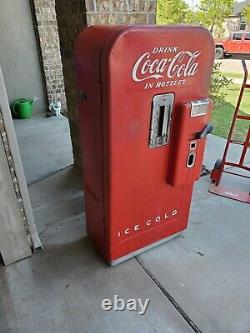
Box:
[55,1,87,164]
[31,0,67,112]
[85,0,157,24]
[55,0,157,165]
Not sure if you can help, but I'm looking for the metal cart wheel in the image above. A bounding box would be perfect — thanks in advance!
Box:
[210,159,222,183]
[214,159,222,170]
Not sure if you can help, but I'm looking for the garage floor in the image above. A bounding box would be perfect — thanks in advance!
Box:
[0,132,249,333]
[13,111,73,185]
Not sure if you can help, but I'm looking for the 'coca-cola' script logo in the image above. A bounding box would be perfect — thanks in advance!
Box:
[132,49,201,82]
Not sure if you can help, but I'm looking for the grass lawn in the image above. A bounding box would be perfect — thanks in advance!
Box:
[212,83,250,141]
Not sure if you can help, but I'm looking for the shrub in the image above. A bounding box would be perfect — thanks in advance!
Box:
[210,62,232,105]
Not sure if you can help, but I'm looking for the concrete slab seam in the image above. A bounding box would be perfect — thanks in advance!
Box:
[28,163,74,187]
[136,256,203,333]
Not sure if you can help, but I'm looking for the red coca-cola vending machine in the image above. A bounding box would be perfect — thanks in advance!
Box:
[76,25,214,265]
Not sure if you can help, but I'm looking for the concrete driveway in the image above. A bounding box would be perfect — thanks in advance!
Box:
[0,134,249,333]
[215,58,250,73]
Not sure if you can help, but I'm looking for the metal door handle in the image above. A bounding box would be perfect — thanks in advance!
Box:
[196,123,213,139]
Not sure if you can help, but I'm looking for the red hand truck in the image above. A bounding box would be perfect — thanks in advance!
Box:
[209,59,250,204]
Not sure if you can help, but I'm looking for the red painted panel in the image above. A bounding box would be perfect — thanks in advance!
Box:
[76,25,214,264]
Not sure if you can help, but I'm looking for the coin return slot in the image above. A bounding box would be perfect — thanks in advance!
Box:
[187,152,196,168]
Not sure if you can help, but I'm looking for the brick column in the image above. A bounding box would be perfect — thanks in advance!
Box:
[55,1,87,165]
[56,0,157,166]
[86,0,157,24]
[31,0,67,112]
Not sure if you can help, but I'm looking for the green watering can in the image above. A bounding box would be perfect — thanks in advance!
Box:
[12,97,37,119]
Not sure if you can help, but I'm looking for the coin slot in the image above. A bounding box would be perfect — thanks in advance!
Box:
[187,152,196,168]
[190,141,197,150]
